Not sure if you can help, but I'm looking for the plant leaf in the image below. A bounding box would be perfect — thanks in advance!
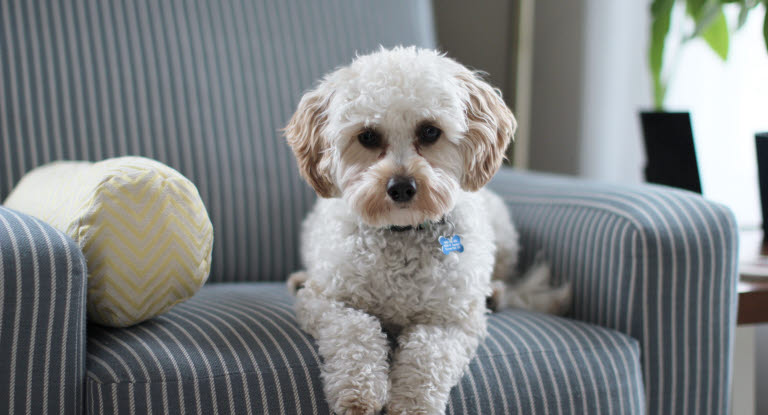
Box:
[650,0,675,109]
[689,1,722,39]
[764,0,768,55]
[738,2,750,29]
[686,0,706,17]
[736,0,760,30]
[702,9,730,60]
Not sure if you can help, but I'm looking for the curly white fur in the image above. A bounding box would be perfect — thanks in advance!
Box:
[285,47,571,415]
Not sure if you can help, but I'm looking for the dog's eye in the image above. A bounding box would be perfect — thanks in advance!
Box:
[418,124,442,144]
[357,129,382,149]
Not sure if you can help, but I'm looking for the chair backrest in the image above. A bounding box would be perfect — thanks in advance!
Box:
[0,0,436,282]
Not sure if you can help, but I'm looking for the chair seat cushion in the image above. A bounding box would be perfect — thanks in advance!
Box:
[86,283,645,414]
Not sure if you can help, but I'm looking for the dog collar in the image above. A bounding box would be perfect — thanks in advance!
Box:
[388,217,446,232]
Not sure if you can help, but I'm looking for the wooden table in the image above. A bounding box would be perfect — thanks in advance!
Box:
[738,231,768,325]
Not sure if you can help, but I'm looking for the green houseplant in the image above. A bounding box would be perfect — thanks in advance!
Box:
[641,0,767,192]
[650,0,768,109]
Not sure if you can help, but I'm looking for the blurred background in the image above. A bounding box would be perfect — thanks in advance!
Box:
[432,1,768,414]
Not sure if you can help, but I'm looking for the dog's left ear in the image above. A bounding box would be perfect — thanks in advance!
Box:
[456,71,517,191]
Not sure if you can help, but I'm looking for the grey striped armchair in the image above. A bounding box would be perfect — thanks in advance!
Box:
[0,1,738,414]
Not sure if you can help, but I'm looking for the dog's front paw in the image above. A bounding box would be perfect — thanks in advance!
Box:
[386,397,431,415]
[329,385,387,415]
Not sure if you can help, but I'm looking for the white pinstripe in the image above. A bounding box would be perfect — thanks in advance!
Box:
[0,33,12,192]
[224,294,322,413]
[13,0,40,166]
[146,1,179,167]
[111,383,118,414]
[155,313,230,414]
[74,0,102,158]
[671,198,726,413]
[522,313,588,414]
[192,0,229,279]
[119,330,172,414]
[462,356,483,415]
[455,371,468,415]
[186,297,289,414]
[97,0,127,155]
[145,322,207,414]
[235,0,276,279]
[192,300,289,413]
[486,325,536,414]
[88,354,123,384]
[229,0,269,281]
[133,326,188,415]
[112,0,140,154]
[127,382,137,414]
[218,0,251,279]
[207,0,245,279]
[446,397,455,415]
[157,0,195,175]
[189,302,269,413]
[658,191,708,415]
[86,0,114,157]
[2,0,27,180]
[172,306,253,412]
[29,219,57,415]
[9,212,43,415]
[516,314,578,414]
[588,213,613,323]
[0,211,25,415]
[470,346,496,415]
[55,226,77,414]
[37,0,63,160]
[499,190,671,409]
[135,0,166,161]
[477,343,510,414]
[709,202,735,415]
[496,173,738,414]
[495,313,556,414]
[62,1,90,159]
[90,338,139,412]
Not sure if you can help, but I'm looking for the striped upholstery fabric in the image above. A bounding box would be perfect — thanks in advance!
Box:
[86,282,644,414]
[488,168,739,415]
[0,207,88,415]
[0,0,436,283]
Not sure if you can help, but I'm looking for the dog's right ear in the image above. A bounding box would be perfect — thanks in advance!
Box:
[284,85,337,198]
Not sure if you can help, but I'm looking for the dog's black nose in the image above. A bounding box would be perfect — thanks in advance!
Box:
[387,177,417,202]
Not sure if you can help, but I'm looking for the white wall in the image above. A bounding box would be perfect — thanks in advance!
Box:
[665,6,768,228]
[530,1,768,228]
[529,0,649,183]
[530,2,768,413]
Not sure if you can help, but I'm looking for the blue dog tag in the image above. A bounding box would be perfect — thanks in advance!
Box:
[439,235,464,255]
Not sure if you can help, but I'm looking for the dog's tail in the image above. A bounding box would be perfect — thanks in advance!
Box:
[489,263,572,315]
[287,271,308,295]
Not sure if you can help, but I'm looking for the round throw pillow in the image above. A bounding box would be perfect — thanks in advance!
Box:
[3,156,213,327]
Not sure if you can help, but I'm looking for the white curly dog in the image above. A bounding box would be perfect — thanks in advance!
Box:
[284,47,571,415]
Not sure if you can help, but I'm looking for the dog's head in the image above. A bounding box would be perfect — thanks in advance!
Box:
[285,47,516,227]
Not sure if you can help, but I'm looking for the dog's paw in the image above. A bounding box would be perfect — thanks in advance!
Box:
[332,390,385,415]
[386,398,429,415]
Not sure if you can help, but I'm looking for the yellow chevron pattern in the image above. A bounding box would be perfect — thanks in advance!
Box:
[3,156,213,327]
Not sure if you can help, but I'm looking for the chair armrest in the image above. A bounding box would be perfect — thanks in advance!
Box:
[488,168,739,415]
[0,207,87,414]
